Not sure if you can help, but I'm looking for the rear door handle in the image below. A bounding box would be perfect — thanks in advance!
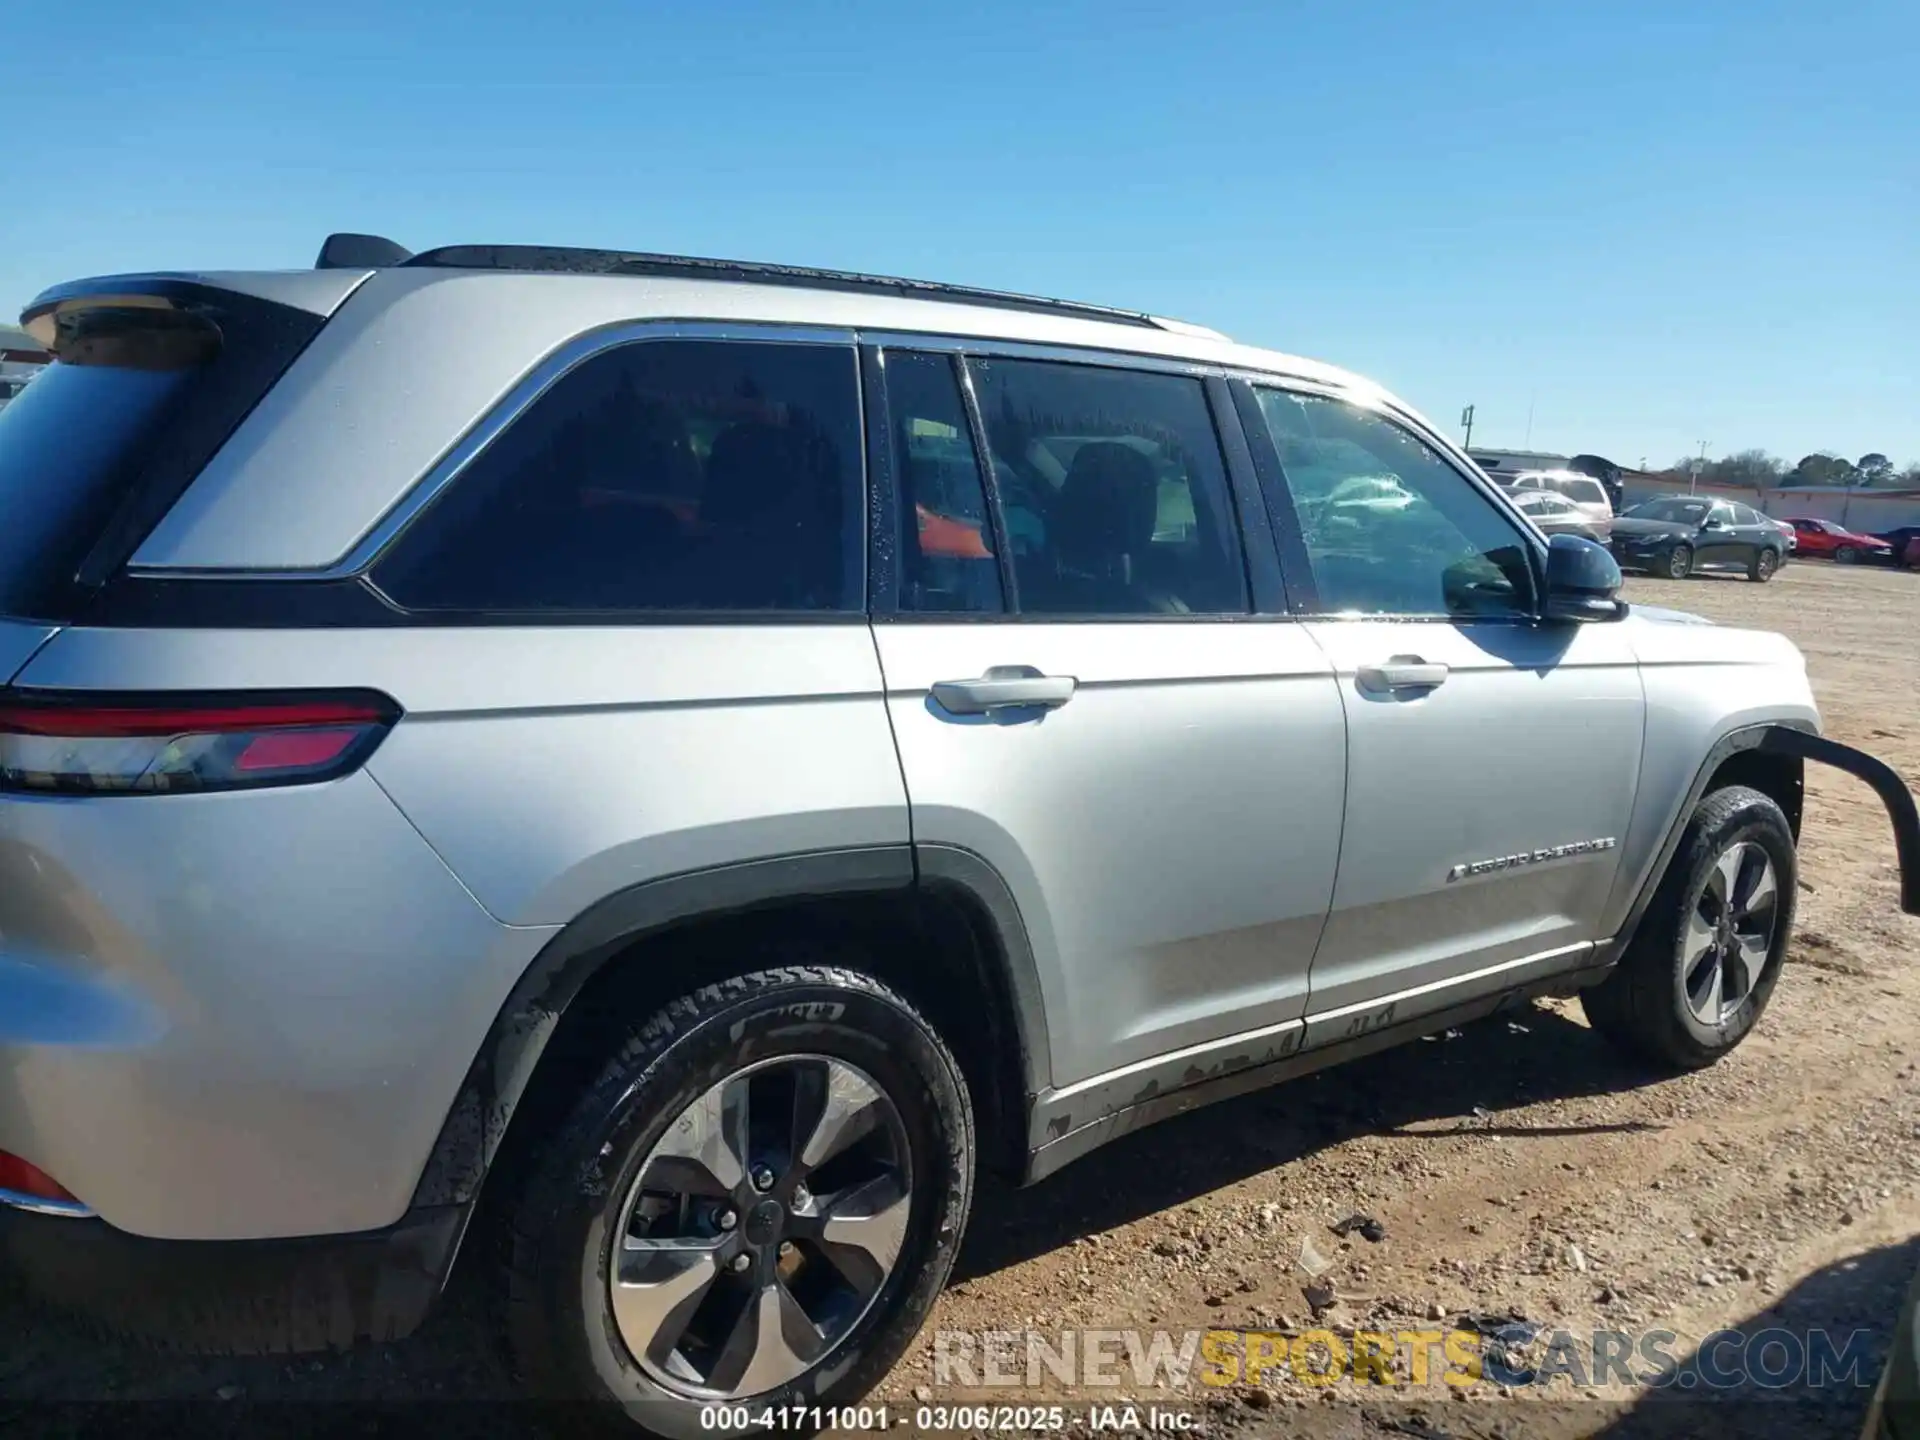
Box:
[1356,657,1450,693]
[932,665,1078,715]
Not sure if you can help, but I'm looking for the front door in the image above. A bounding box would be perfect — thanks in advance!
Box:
[869,349,1348,1094]
[1243,385,1645,1046]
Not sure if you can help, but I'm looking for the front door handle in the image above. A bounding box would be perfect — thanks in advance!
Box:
[1357,656,1450,693]
[932,665,1078,715]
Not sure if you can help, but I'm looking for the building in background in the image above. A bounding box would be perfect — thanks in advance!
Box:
[0,324,50,413]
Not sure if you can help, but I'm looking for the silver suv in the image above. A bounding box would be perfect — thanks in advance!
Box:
[2,236,1915,1432]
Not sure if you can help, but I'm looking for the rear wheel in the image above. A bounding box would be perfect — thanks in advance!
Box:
[1665,544,1694,579]
[1836,544,1860,564]
[1749,547,1779,582]
[502,965,974,1435]
[1581,785,1795,1072]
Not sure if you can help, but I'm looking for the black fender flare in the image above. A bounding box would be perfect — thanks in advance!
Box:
[1610,721,1920,963]
[408,843,1051,1211]
[1756,726,1920,915]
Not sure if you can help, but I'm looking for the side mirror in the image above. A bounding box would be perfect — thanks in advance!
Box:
[1542,533,1626,622]
[1702,516,1725,531]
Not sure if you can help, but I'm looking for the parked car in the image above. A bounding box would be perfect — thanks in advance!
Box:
[1511,487,1610,542]
[1872,526,1920,570]
[1609,496,1789,581]
[2,235,1916,1434]
[1511,469,1614,531]
[1784,517,1894,564]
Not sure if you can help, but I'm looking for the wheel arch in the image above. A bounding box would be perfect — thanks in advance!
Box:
[407,844,1052,1216]
[1606,719,1920,963]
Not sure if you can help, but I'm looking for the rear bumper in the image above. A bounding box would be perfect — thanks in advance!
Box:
[0,1200,467,1353]
[1758,728,1920,916]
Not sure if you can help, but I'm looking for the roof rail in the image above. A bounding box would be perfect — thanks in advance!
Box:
[399,243,1183,331]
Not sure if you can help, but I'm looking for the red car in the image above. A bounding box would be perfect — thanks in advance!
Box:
[1783,517,1894,564]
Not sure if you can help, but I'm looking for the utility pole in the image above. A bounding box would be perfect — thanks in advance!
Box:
[1460,404,1475,451]
[1691,440,1709,494]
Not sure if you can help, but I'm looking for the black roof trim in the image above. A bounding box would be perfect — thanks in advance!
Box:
[399,244,1164,330]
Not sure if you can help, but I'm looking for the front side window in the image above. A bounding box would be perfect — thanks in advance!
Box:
[376,340,862,613]
[967,358,1248,616]
[1254,389,1535,618]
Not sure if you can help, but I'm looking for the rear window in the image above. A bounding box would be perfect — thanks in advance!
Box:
[0,309,214,616]
[0,290,322,620]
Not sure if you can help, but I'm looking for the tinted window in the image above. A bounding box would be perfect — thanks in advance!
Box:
[1553,476,1607,507]
[1255,389,1534,618]
[967,359,1247,616]
[884,351,1001,614]
[1632,497,1710,525]
[0,308,219,618]
[377,340,862,613]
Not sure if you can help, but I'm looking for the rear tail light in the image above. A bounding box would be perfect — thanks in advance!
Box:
[0,690,399,795]
[0,1150,81,1204]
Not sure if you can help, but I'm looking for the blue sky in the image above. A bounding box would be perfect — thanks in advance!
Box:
[3,0,1914,469]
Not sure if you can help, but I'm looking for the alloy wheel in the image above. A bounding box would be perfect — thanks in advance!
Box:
[607,1055,911,1400]
[1682,841,1780,1026]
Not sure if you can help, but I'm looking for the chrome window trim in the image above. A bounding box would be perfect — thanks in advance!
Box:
[856,329,1224,380]
[0,1186,95,1219]
[126,320,861,582]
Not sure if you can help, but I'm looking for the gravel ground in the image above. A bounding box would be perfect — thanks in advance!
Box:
[3,558,1916,1439]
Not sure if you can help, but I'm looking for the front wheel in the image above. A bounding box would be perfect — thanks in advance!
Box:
[1665,544,1694,579]
[1749,547,1779,582]
[1836,544,1860,564]
[1581,785,1796,1072]
[503,966,975,1436]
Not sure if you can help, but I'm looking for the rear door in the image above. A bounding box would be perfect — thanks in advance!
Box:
[1696,501,1745,568]
[1721,503,1775,567]
[1240,383,1644,1045]
[868,348,1347,1094]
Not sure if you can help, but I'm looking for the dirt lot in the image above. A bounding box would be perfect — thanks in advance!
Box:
[3,559,1916,1438]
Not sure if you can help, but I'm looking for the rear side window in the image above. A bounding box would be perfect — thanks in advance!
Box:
[375,340,863,614]
[882,350,1002,614]
[966,358,1248,616]
[0,307,222,618]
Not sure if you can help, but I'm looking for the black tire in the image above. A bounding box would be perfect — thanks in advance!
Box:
[1665,544,1694,579]
[1581,785,1796,1072]
[1749,547,1779,582]
[502,965,974,1436]
[1836,544,1859,564]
